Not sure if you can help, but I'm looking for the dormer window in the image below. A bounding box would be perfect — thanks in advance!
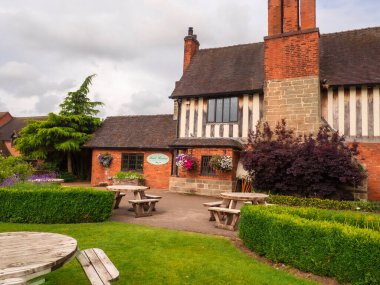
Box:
[207,97,238,123]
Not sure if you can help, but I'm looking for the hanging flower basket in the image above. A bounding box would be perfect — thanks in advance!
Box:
[209,155,233,172]
[98,153,113,168]
[176,154,197,171]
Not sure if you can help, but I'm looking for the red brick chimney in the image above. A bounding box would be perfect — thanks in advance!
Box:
[264,0,320,135]
[183,27,199,73]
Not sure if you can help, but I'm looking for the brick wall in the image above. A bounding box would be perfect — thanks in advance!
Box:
[183,28,199,73]
[169,147,240,195]
[177,148,239,181]
[264,76,321,134]
[264,29,320,80]
[91,149,172,189]
[4,141,21,156]
[357,143,380,201]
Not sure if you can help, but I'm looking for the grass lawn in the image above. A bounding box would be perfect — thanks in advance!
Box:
[0,222,316,285]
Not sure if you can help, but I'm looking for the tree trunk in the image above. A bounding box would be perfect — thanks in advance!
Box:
[67,152,73,173]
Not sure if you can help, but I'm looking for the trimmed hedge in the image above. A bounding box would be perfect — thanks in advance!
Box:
[267,194,380,213]
[239,206,380,285]
[0,183,114,223]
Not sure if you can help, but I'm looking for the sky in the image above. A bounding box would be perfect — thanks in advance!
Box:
[0,0,379,118]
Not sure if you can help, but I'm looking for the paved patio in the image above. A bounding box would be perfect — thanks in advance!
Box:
[110,189,244,238]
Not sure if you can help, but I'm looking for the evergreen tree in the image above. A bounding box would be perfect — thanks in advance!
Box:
[16,75,103,173]
[59,74,103,116]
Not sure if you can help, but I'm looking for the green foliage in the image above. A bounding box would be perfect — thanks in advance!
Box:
[239,206,380,285]
[15,113,101,159]
[268,194,380,213]
[0,223,315,285]
[59,171,77,182]
[59,74,104,116]
[0,183,113,223]
[0,156,32,183]
[114,171,144,180]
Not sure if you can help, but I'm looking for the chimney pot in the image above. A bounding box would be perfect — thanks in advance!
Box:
[188,27,193,36]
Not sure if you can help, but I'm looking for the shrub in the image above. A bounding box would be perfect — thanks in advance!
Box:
[0,156,33,185]
[239,205,380,285]
[268,194,380,213]
[114,171,144,180]
[242,120,366,199]
[0,183,113,223]
[59,171,77,182]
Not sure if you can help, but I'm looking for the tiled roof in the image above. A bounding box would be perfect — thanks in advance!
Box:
[170,43,264,98]
[0,116,47,140]
[171,27,380,98]
[84,115,177,149]
[320,27,380,86]
[169,138,244,150]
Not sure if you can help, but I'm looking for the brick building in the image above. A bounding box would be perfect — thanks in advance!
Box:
[168,0,380,200]
[0,112,47,157]
[84,115,176,189]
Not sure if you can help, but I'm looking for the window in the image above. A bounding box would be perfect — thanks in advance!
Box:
[207,97,238,123]
[200,156,215,176]
[121,154,144,172]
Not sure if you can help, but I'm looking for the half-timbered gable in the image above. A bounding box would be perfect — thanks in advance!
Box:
[169,0,380,199]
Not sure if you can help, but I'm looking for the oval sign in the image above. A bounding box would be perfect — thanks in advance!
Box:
[147,153,169,165]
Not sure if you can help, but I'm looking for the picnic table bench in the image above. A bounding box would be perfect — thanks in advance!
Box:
[77,248,119,285]
[128,199,160,217]
[203,201,224,221]
[208,207,240,231]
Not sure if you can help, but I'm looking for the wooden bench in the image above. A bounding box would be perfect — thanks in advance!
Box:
[76,248,119,285]
[144,194,162,199]
[244,201,274,206]
[1,278,26,285]
[203,201,224,221]
[208,207,240,231]
[113,192,126,209]
[143,194,162,211]
[128,199,160,217]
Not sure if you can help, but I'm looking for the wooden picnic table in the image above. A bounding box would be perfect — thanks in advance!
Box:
[220,192,269,209]
[207,192,269,231]
[106,185,160,218]
[0,232,77,284]
[107,185,149,200]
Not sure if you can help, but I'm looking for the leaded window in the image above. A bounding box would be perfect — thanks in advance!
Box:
[121,153,144,172]
[200,156,215,176]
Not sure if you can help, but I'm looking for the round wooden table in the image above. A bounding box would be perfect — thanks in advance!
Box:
[107,185,149,199]
[220,192,269,208]
[0,232,78,282]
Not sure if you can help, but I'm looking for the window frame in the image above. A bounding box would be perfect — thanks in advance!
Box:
[200,155,216,177]
[121,153,144,173]
[207,97,238,123]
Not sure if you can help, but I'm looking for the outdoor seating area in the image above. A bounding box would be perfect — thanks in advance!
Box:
[107,185,162,218]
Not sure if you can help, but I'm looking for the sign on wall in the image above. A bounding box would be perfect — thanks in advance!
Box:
[147,153,169,165]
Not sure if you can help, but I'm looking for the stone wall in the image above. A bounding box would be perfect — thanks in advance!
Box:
[264,76,321,134]
[169,177,236,196]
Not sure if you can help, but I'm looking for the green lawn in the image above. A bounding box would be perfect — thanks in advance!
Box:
[0,222,317,285]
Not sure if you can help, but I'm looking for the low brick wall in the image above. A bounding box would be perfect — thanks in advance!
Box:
[169,177,236,196]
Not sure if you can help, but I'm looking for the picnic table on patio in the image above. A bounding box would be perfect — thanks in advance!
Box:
[106,185,160,217]
[207,192,269,231]
[0,232,77,284]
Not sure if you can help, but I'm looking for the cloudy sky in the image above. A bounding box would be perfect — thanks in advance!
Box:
[0,0,379,118]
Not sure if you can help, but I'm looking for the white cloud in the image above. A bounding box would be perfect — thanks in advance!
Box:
[0,0,378,117]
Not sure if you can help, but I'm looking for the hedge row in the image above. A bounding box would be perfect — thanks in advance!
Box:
[267,194,380,213]
[239,206,380,285]
[258,206,380,232]
[0,183,114,223]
